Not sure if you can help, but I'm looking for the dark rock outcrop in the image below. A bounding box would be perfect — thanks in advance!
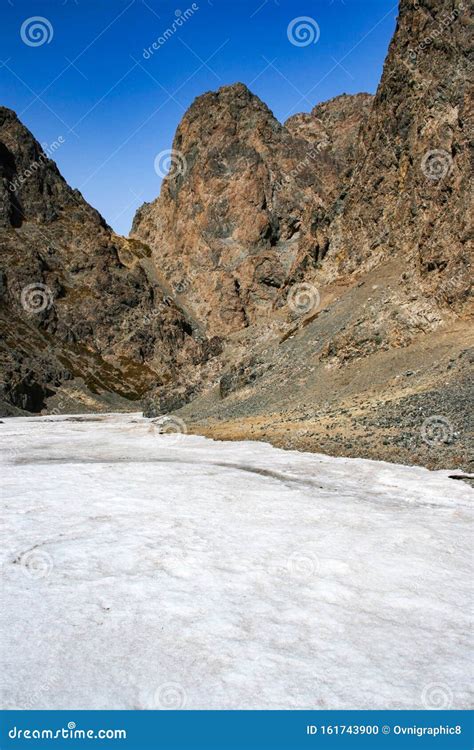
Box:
[315,0,473,312]
[0,107,215,414]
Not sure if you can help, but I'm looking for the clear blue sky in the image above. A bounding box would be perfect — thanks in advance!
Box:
[1,0,397,235]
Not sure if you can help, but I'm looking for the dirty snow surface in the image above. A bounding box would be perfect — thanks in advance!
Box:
[1,413,472,710]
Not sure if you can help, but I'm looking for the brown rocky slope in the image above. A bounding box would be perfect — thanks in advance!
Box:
[0,107,219,415]
[133,0,472,470]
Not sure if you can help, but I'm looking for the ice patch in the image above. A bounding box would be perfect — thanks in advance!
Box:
[0,413,472,709]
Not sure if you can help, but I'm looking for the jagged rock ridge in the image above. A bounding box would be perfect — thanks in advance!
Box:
[132,85,371,337]
[132,0,472,469]
[0,107,216,414]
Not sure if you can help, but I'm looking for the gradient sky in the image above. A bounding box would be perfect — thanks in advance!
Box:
[1,0,397,235]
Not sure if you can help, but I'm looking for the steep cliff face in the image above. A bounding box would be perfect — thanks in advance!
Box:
[285,92,373,202]
[131,84,370,337]
[0,107,212,414]
[133,0,472,470]
[133,0,472,350]
[282,0,473,367]
[321,0,472,302]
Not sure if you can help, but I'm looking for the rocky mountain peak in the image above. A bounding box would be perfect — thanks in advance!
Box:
[0,110,217,415]
[1,106,63,227]
[131,84,371,336]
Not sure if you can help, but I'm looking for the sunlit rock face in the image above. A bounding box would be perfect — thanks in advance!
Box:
[131,84,370,337]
